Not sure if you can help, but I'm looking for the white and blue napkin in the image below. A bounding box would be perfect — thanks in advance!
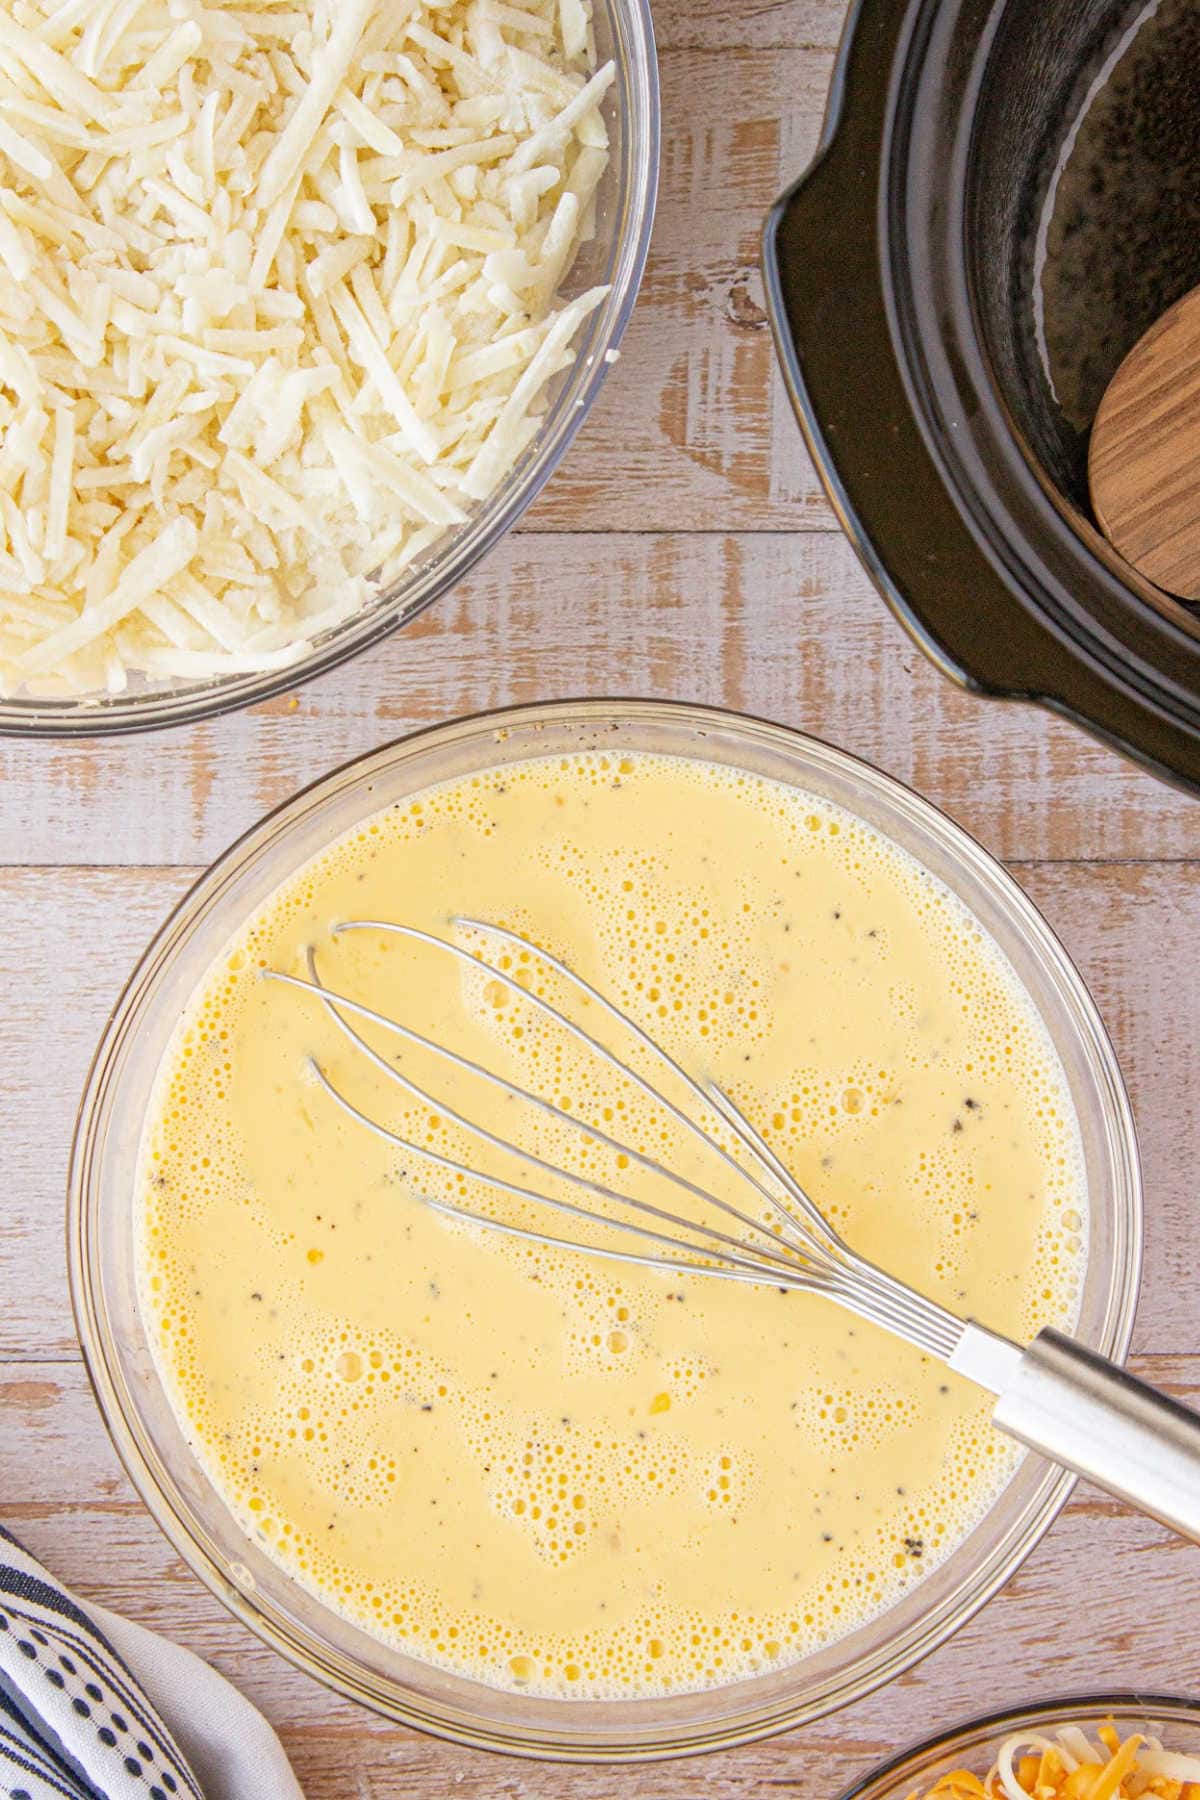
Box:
[0,1526,304,1800]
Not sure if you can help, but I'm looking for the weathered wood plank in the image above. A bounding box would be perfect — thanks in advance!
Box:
[1,1357,1195,1799]
[650,0,846,52]
[4,858,1196,1358]
[1018,862,1200,1321]
[4,867,198,1359]
[525,46,835,531]
[3,535,1197,870]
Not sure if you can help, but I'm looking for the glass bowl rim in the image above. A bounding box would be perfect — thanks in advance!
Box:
[835,1690,1200,1800]
[0,2,660,741]
[67,696,1144,1761]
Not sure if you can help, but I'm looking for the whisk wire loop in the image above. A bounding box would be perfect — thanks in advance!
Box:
[268,955,813,1282]
[303,1054,805,1286]
[705,1083,965,1357]
[267,919,968,1362]
[338,917,810,1242]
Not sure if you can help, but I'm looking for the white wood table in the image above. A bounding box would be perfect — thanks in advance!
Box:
[3,2,1199,1792]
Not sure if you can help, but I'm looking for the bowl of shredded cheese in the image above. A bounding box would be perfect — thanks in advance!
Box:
[0,0,657,733]
[840,1698,1200,1800]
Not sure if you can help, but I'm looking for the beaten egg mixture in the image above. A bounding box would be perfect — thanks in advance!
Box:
[139,750,1084,1698]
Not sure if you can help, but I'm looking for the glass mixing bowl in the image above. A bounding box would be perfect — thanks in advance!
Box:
[3,7,658,740]
[838,1695,1200,1799]
[69,700,1142,1760]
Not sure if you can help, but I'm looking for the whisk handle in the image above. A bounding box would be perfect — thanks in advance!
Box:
[954,1322,1200,1543]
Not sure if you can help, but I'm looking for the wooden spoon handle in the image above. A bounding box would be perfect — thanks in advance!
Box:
[1090,281,1200,601]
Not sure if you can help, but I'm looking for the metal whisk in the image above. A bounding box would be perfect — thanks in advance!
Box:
[266,918,1200,1545]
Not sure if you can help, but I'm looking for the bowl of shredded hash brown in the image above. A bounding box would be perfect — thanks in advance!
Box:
[0,0,657,731]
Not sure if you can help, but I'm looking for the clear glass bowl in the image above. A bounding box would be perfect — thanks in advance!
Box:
[838,1695,1200,1799]
[68,700,1142,1760]
[3,9,658,740]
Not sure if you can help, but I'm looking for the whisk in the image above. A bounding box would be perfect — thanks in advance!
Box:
[266,918,1200,1545]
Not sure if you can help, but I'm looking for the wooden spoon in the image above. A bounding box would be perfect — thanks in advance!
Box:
[1090,281,1200,600]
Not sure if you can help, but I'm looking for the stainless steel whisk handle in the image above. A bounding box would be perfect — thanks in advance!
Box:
[953,1322,1200,1544]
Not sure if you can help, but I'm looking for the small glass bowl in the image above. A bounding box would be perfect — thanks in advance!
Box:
[3,5,658,739]
[69,700,1142,1760]
[838,1695,1200,1799]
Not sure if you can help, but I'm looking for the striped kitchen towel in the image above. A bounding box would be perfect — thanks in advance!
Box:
[0,1526,303,1800]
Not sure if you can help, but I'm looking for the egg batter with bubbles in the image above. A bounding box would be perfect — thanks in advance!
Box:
[138,750,1086,1699]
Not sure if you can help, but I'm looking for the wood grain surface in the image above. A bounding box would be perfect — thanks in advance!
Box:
[2,2,1199,1794]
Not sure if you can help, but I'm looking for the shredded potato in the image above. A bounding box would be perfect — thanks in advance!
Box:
[0,0,613,696]
[909,1725,1200,1800]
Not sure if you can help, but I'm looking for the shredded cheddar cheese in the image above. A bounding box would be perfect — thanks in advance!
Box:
[911,1725,1200,1800]
[0,0,613,696]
